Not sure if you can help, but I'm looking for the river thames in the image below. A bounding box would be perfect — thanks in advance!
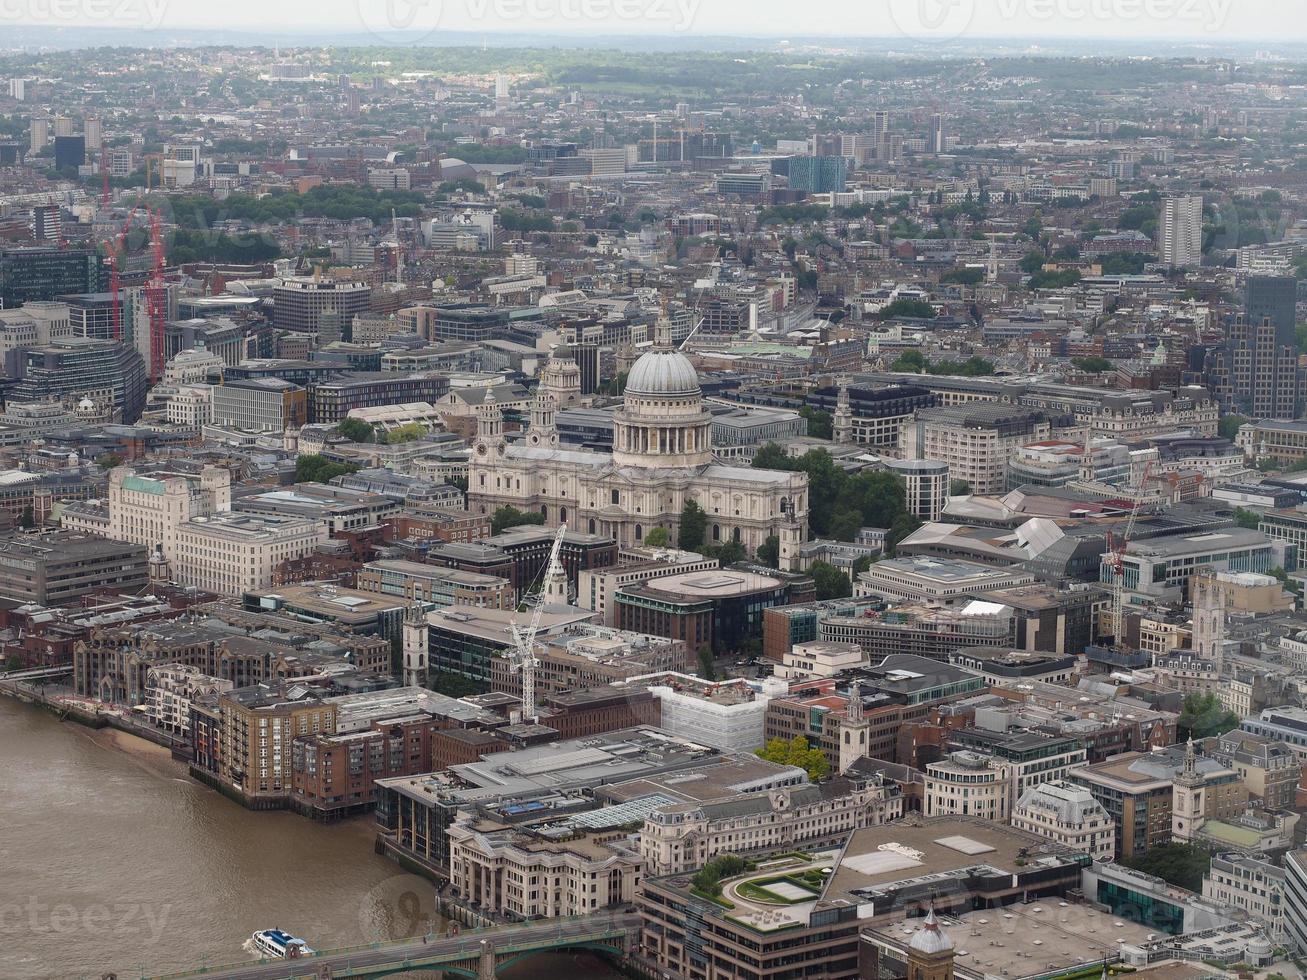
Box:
[0,697,625,980]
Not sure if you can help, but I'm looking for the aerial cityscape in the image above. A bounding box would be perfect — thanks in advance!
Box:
[4,3,1307,979]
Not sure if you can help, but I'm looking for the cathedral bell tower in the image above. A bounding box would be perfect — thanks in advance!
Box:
[474,386,506,460]
[526,389,559,449]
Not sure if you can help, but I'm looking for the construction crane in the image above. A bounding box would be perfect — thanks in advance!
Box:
[1103,460,1154,649]
[107,205,167,379]
[508,523,566,723]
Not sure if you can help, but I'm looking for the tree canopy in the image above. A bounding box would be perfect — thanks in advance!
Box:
[1177,693,1239,741]
[752,445,919,546]
[810,560,852,600]
[491,506,546,535]
[295,455,358,485]
[755,735,830,782]
[679,500,707,551]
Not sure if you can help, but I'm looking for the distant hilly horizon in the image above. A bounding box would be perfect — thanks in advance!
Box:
[1,24,1305,57]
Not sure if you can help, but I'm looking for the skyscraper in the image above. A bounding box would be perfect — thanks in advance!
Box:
[1245,274,1298,346]
[929,112,946,154]
[1209,277,1301,420]
[1160,196,1204,268]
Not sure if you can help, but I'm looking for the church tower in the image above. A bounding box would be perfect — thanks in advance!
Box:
[1079,423,1095,484]
[1172,738,1206,842]
[1191,571,1225,677]
[402,603,428,688]
[834,379,854,445]
[839,686,870,774]
[778,520,804,573]
[526,389,559,449]
[907,906,955,980]
[474,386,505,458]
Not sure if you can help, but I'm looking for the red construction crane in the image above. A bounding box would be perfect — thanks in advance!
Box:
[107,205,167,380]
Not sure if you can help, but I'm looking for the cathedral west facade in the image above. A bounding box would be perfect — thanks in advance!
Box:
[467,329,809,569]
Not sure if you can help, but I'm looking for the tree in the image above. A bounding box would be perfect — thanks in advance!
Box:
[755,735,830,782]
[886,513,923,556]
[697,646,716,681]
[692,854,749,896]
[336,418,374,443]
[712,540,748,565]
[386,422,428,444]
[810,560,852,600]
[879,297,936,321]
[757,535,780,569]
[295,454,359,485]
[1177,693,1240,741]
[679,500,707,552]
[491,506,546,535]
[19,506,35,529]
[1071,355,1112,374]
[99,452,124,470]
[1120,843,1211,893]
[800,406,833,440]
[644,526,670,548]
[892,350,927,373]
[949,479,971,496]
[1217,414,1246,441]
[1019,250,1047,275]
[1233,507,1261,530]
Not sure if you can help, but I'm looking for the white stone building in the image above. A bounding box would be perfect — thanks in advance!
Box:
[173,512,324,595]
[1011,780,1116,861]
[641,775,903,877]
[924,751,1014,822]
[468,327,809,565]
[145,664,232,735]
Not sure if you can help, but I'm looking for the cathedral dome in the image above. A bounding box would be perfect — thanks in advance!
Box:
[625,348,700,397]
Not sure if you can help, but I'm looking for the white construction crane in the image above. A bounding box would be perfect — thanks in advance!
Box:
[509,523,566,722]
[1104,460,1153,649]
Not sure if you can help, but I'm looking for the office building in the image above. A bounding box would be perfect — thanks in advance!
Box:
[210,379,308,433]
[788,155,848,194]
[640,771,903,877]
[1011,780,1116,860]
[52,134,85,170]
[71,464,230,564]
[271,278,371,335]
[1160,196,1203,268]
[175,513,325,595]
[8,338,147,423]
[0,247,102,308]
[1284,850,1307,952]
[924,751,1013,821]
[356,559,514,610]
[0,531,148,605]
[1203,855,1284,941]
[885,459,949,522]
[902,404,1054,496]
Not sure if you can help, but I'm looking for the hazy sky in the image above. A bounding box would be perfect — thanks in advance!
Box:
[6,0,1304,41]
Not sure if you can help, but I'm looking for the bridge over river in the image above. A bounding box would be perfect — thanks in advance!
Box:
[134,913,642,980]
